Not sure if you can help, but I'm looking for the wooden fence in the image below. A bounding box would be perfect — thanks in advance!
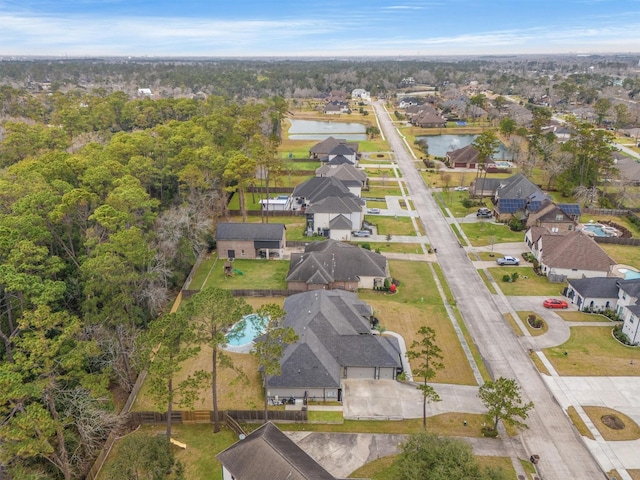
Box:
[226,209,306,217]
[593,236,640,246]
[128,409,307,426]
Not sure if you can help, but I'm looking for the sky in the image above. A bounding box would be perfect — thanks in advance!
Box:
[1,0,640,57]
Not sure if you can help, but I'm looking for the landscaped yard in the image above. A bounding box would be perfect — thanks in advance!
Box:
[353,242,424,254]
[487,267,567,296]
[360,260,478,386]
[459,222,525,246]
[188,254,290,291]
[543,326,640,376]
[97,424,238,480]
[366,215,417,236]
[557,311,614,323]
[366,185,403,197]
[600,243,640,271]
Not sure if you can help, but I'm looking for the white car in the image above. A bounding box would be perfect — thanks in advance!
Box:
[496,256,520,266]
[367,208,381,214]
[454,186,468,191]
[352,230,371,237]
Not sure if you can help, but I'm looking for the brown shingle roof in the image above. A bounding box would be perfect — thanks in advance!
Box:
[541,230,616,272]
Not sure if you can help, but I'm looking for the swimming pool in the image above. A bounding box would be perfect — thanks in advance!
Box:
[582,223,619,237]
[226,314,267,347]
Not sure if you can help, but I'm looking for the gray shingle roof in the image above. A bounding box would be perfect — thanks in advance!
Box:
[568,277,620,298]
[267,290,401,390]
[327,155,354,166]
[316,164,367,183]
[446,144,481,165]
[329,144,355,156]
[216,422,336,480]
[215,223,285,241]
[286,240,387,284]
[329,214,352,230]
[618,278,640,299]
[305,196,364,214]
[292,177,352,202]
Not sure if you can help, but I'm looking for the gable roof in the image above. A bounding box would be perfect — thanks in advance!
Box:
[216,223,285,241]
[286,239,387,284]
[316,163,367,184]
[329,144,355,156]
[526,200,575,227]
[326,155,355,166]
[446,144,481,165]
[329,214,353,230]
[568,277,620,299]
[268,290,401,390]
[305,195,364,214]
[495,174,548,213]
[292,177,352,202]
[618,278,640,299]
[540,230,616,272]
[216,422,336,480]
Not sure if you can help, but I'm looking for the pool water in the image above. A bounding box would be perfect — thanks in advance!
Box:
[582,223,617,237]
[226,314,267,346]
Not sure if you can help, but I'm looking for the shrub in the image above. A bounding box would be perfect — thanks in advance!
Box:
[481,426,499,437]
[361,243,371,250]
[527,314,543,329]
[461,197,475,208]
[510,272,519,282]
[613,324,633,345]
[502,274,512,283]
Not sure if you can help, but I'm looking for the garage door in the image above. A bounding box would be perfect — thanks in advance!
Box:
[346,367,375,379]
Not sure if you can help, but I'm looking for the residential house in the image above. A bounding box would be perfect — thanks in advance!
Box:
[565,277,620,312]
[446,144,483,169]
[327,143,358,165]
[525,200,579,233]
[493,173,550,221]
[291,177,365,237]
[217,422,337,480]
[351,88,370,101]
[525,228,617,280]
[612,152,640,185]
[266,289,402,402]
[323,101,350,115]
[411,111,447,128]
[309,136,359,160]
[215,223,286,260]
[286,239,389,291]
[316,163,367,196]
[616,279,640,344]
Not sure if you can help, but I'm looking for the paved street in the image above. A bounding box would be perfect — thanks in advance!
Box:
[371,100,606,479]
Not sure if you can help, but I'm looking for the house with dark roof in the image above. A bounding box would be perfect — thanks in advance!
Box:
[217,422,338,480]
[266,289,402,402]
[565,277,620,312]
[525,200,579,233]
[323,101,350,115]
[286,239,389,291]
[309,136,359,160]
[215,223,286,260]
[291,177,365,239]
[446,144,483,169]
[525,228,616,280]
[493,174,550,221]
[327,143,358,165]
[411,111,447,128]
[316,163,367,196]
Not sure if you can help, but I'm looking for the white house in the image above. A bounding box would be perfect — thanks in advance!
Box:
[615,279,640,345]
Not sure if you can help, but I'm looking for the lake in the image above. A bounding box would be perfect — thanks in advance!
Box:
[416,134,513,160]
[287,119,367,141]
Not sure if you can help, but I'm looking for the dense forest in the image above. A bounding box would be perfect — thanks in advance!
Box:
[0,83,288,478]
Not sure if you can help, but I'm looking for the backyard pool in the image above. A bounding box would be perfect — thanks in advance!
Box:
[581,223,620,237]
[226,314,267,347]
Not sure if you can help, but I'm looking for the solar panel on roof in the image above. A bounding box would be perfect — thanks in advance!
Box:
[558,204,581,216]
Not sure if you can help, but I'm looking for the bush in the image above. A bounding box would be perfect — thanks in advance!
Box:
[482,426,499,437]
[502,274,512,283]
[461,197,476,208]
[510,272,519,282]
[361,243,371,250]
[527,314,543,329]
[613,325,633,345]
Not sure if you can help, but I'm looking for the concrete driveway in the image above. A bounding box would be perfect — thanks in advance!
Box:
[342,379,485,420]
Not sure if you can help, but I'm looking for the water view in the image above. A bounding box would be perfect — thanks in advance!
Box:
[287,119,367,141]
[416,134,513,160]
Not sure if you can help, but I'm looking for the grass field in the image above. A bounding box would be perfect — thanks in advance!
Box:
[192,256,291,290]
[557,311,614,323]
[459,222,526,246]
[366,215,418,236]
[544,326,640,376]
[488,267,567,296]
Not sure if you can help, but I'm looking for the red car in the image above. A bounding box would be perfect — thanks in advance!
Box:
[543,298,568,309]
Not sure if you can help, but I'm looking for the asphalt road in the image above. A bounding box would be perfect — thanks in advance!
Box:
[371,100,605,479]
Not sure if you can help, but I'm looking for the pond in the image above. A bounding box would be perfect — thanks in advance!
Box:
[287,119,367,141]
[415,134,513,160]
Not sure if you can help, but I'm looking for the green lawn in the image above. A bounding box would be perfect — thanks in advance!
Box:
[366,185,403,197]
[488,267,567,296]
[600,244,640,271]
[366,215,417,236]
[197,258,291,290]
[459,222,525,246]
[544,326,640,376]
[355,242,424,254]
[97,424,237,480]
